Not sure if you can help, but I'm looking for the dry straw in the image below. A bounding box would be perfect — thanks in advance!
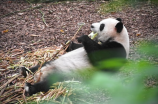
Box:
[0,24,84,104]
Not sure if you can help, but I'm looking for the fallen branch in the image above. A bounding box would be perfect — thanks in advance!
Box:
[2,91,22,104]
[0,5,43,18]
[38,9,49,27]
[0,74,20,91]
[0,86,6,97]
[26,0,48,27]
[23,88,27,104]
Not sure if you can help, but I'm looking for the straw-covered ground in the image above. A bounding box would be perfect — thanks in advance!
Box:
[0,0,158,104]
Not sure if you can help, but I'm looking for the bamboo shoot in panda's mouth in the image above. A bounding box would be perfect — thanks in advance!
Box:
[88,32,98,40]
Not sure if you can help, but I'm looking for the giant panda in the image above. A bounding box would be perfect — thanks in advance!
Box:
[21,18,129,96]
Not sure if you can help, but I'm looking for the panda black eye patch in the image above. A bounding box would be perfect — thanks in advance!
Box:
[100,24,105,31]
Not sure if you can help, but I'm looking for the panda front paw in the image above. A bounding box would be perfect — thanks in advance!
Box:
[77,35,89,43]
[24,83,36,96]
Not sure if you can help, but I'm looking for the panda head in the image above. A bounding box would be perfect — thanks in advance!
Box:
[91,18,129,58]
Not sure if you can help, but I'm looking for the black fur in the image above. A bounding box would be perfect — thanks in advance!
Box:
[66,41,83,52]
[100,24,105,31]
[77,35,126,67]
[115,22,123,33]
[91,25,94,28]
[19,65,40,77]
[24,71,71,96]
[116,18,122,22]
[20,61,52,77]
[25,80,50,96]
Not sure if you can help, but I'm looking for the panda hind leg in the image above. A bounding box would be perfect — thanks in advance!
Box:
[19,64,40,77]
[24,79,50,96]
[19,61,52,77]
[24,71,68,96]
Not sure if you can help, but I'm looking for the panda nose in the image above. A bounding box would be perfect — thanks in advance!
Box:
[91,25,94,28]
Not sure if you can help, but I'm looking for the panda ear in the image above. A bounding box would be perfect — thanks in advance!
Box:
[115,22,123,33]
[116,18,122,22]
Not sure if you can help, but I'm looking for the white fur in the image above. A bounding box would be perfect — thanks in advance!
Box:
[91,18,129,58]
[24,85,29,92]
[34,47,92,81]
[53,47,92,71]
